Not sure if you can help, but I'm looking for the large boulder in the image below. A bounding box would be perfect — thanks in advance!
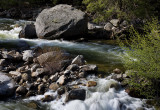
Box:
[35,4,88,40]
[19,24,37,39]
[0,72,15,100]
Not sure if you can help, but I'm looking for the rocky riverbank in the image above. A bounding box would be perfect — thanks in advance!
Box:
[0,46,100,101]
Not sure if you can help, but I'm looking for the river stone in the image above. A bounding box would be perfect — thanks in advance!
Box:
[49,83,59,91]
[71,55,85,66]
[80,64,98,73]
[19,24,37,39]
[0,59,7,66]
[16,86,28,96]
[57,75,66,85]
[65,89,86,102]
[23,50,34,62]
[35,4,88,40]
[0,72,15,100]
[86,81,97,87]
[9,71,21,76]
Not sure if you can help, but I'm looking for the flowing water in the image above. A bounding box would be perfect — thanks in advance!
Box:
[0,18,154,110]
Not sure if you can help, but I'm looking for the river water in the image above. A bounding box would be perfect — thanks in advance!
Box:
[0,18,154,110]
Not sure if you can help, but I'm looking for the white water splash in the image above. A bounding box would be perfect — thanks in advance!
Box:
[25,76,154,110]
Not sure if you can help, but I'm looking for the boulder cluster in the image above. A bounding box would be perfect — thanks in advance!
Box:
[0,47,98,102]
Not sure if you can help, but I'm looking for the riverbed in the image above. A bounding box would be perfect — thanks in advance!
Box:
[0,18,154,110]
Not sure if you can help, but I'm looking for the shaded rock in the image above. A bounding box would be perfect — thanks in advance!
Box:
[49,83,59,91]
[26,90,36,97]
[31,64,40,72]
[0,72,15,100]
[57,75,66,85]
[38,84,45,94]
[71,55,85,66]
[49,74,58,82]
[16,86,28,96]
[67,64,79,71]
[21,73,29,81]
[19,24,37,39]
[35,4,88,40]
[0,59,7,66]
[64,70,71,76]
[104,22,113,31]
[65,89,86,102]
[86,81,97,87]
[23,50,34,62]
[78,72,86,78]
[57,87,65,95]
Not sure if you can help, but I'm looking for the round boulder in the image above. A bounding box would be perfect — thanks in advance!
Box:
[35,4,88,40]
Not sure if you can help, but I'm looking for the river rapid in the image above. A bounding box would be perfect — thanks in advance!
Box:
[0,18,154,110]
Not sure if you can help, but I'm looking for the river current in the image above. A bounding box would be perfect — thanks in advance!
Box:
[0,18,154,110]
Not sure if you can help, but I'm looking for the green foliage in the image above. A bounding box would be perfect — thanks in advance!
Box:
[119,18,160,98]
[83,0,159,23]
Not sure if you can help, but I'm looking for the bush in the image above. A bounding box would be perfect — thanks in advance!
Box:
[83,0,159,23]
[119,18,160,98]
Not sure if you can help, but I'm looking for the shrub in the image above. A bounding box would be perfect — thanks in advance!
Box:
[119,18,160,98]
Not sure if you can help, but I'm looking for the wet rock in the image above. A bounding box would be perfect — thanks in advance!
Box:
[41,95,55,102]
[35,4,88,40]
[38,84,45,94]
[71,55,85,66]
[49,83,59,91]
[57,87,65,95]
[19,24,37,39]
[113,68,122,74]
[0,72,15,100]
[67,64,79,71]
[26,90,36,97]
[65,89,86,102]
[23,50,34,62]
[57,75,66,85]
[86,81,97,87]
[16,86,28,96]
[9,71,21,76]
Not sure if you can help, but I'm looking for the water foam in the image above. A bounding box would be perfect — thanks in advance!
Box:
[25,77,154,110]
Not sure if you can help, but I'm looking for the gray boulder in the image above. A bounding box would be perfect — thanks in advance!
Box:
[0,72,15,100]
[65,89,86,102]
[35,4,88,40]
[19,24,37,39]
